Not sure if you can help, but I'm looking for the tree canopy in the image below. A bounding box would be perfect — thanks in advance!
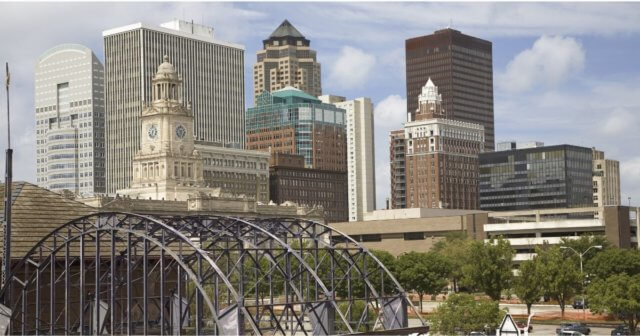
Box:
[534,245,581,318]
[432,232,473,292]
[588,273,640,333]
[429,293,507,335]
[461,238,514,301]
[586,248,640,281]
[513,259,543,316]
[396,251,450,311]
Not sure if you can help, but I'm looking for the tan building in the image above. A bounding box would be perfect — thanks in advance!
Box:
[116,56,220,201]
[331,206,639,258]
[331,208,488,256]
[269,153,348,223]
[592,148,621,207]
[253,20,321,102]
[390,79,484,210]
[196,141,270,203]
[319,95,376,221]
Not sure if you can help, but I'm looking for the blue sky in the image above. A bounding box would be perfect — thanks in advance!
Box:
[1,2,639,208]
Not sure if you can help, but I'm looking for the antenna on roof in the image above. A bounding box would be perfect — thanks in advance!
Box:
[447,18,453,29]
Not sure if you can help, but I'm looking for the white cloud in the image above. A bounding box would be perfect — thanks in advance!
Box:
[372,95,406,209]
[603,108,636,135]
[498,35,585,92]
[328,46,376,90]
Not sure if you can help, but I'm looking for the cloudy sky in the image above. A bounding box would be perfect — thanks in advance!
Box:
[1,2,639,208]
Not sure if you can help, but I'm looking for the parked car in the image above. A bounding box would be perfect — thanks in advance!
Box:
[611,325,632,336]
[516,321,533,333]
[468,332,487,336]
[556,323,591,335]
[573,297,589,309]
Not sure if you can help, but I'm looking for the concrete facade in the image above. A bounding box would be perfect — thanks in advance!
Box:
[253,20,321,102]
[196,142,270,204]
[35,44,105,196]
[331,208,488,256]
[103,20,245,193]
[319,95,376,222]
[592,148,621,207]
[485,206,638,262]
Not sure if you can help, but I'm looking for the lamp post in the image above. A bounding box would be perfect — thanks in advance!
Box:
[560,245,602,321]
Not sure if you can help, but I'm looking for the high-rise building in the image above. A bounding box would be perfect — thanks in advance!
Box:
[592,148,621,207]
[103,20,245,193]
[253,20,321,102]
[406,29,495,150]
[479,145,594,211]
[117,56,220,201]
[389,130,406,209]
[319,95,376,221]
[390,80,484,209]
[269,153,348,222]
[35,44,106,196]
[246,87,347,172]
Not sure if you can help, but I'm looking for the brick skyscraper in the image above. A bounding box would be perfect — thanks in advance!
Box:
[406,28,494,150]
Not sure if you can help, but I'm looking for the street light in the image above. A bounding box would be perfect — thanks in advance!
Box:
[560,245,603,321]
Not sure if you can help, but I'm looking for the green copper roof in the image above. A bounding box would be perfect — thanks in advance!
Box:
[271,86,319,102]
[270,20,305,39]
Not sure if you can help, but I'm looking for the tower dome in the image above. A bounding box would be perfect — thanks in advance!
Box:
[155,55,179,80]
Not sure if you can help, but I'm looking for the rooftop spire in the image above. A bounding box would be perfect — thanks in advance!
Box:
[270,19,305,38]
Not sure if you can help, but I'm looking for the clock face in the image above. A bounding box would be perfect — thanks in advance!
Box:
[176,125,187,140]
[147,125,158,139]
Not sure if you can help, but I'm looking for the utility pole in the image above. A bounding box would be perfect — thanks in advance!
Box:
[2,62,12,305]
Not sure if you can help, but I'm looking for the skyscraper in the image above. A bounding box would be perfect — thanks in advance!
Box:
[103,20,245,193]
[319,95,376,221]
[246,87,347,172]
[391,80,484,209]
[35,44,106,196]
[479,145,594,211]
[406,28,495,150]
[253,20,322,102]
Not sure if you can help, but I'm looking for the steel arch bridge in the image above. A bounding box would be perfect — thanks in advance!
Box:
[0,212,426,335]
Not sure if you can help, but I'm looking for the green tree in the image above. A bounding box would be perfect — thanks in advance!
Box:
[433,232,473,292]
[429,293,507,335]
[461,238,514,301]
[396,251,450,312]
[585,248,640,281]
[587,273,640,333]
[560,235,609,265]
[535,245,581,319]
[513,259,543,316]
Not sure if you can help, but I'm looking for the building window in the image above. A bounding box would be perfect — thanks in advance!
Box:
[361,234,382,242]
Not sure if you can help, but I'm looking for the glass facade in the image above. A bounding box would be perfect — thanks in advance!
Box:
[246,89,346,170]
[479,145,593,211]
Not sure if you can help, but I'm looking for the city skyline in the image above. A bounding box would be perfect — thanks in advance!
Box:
[1,2,639,208]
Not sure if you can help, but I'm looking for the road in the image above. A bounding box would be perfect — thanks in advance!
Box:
[530,323,614,335]
[417,301,592,315]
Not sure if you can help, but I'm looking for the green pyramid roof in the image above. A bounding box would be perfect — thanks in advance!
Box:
[270,20,305,39]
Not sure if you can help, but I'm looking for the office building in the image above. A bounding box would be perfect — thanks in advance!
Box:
[319,95,376,221]
[592,148,621,207]
[103,20,245,193]
[246,87,347,172]
[35,44,106,196]
[479,145,594,211]
[196,141,270,204]
[389,130,407,209]
[406,29,495,150]
[116,56,221,201]
[253,19,321,102]
[496,141,544,151]
[390,80,484,209]
[269,153,348,223]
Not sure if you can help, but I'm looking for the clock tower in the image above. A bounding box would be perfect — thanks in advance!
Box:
[117,56,220,201]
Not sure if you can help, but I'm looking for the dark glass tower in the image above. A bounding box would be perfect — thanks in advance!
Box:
[405,28,494,150]
[479,145,594,211]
